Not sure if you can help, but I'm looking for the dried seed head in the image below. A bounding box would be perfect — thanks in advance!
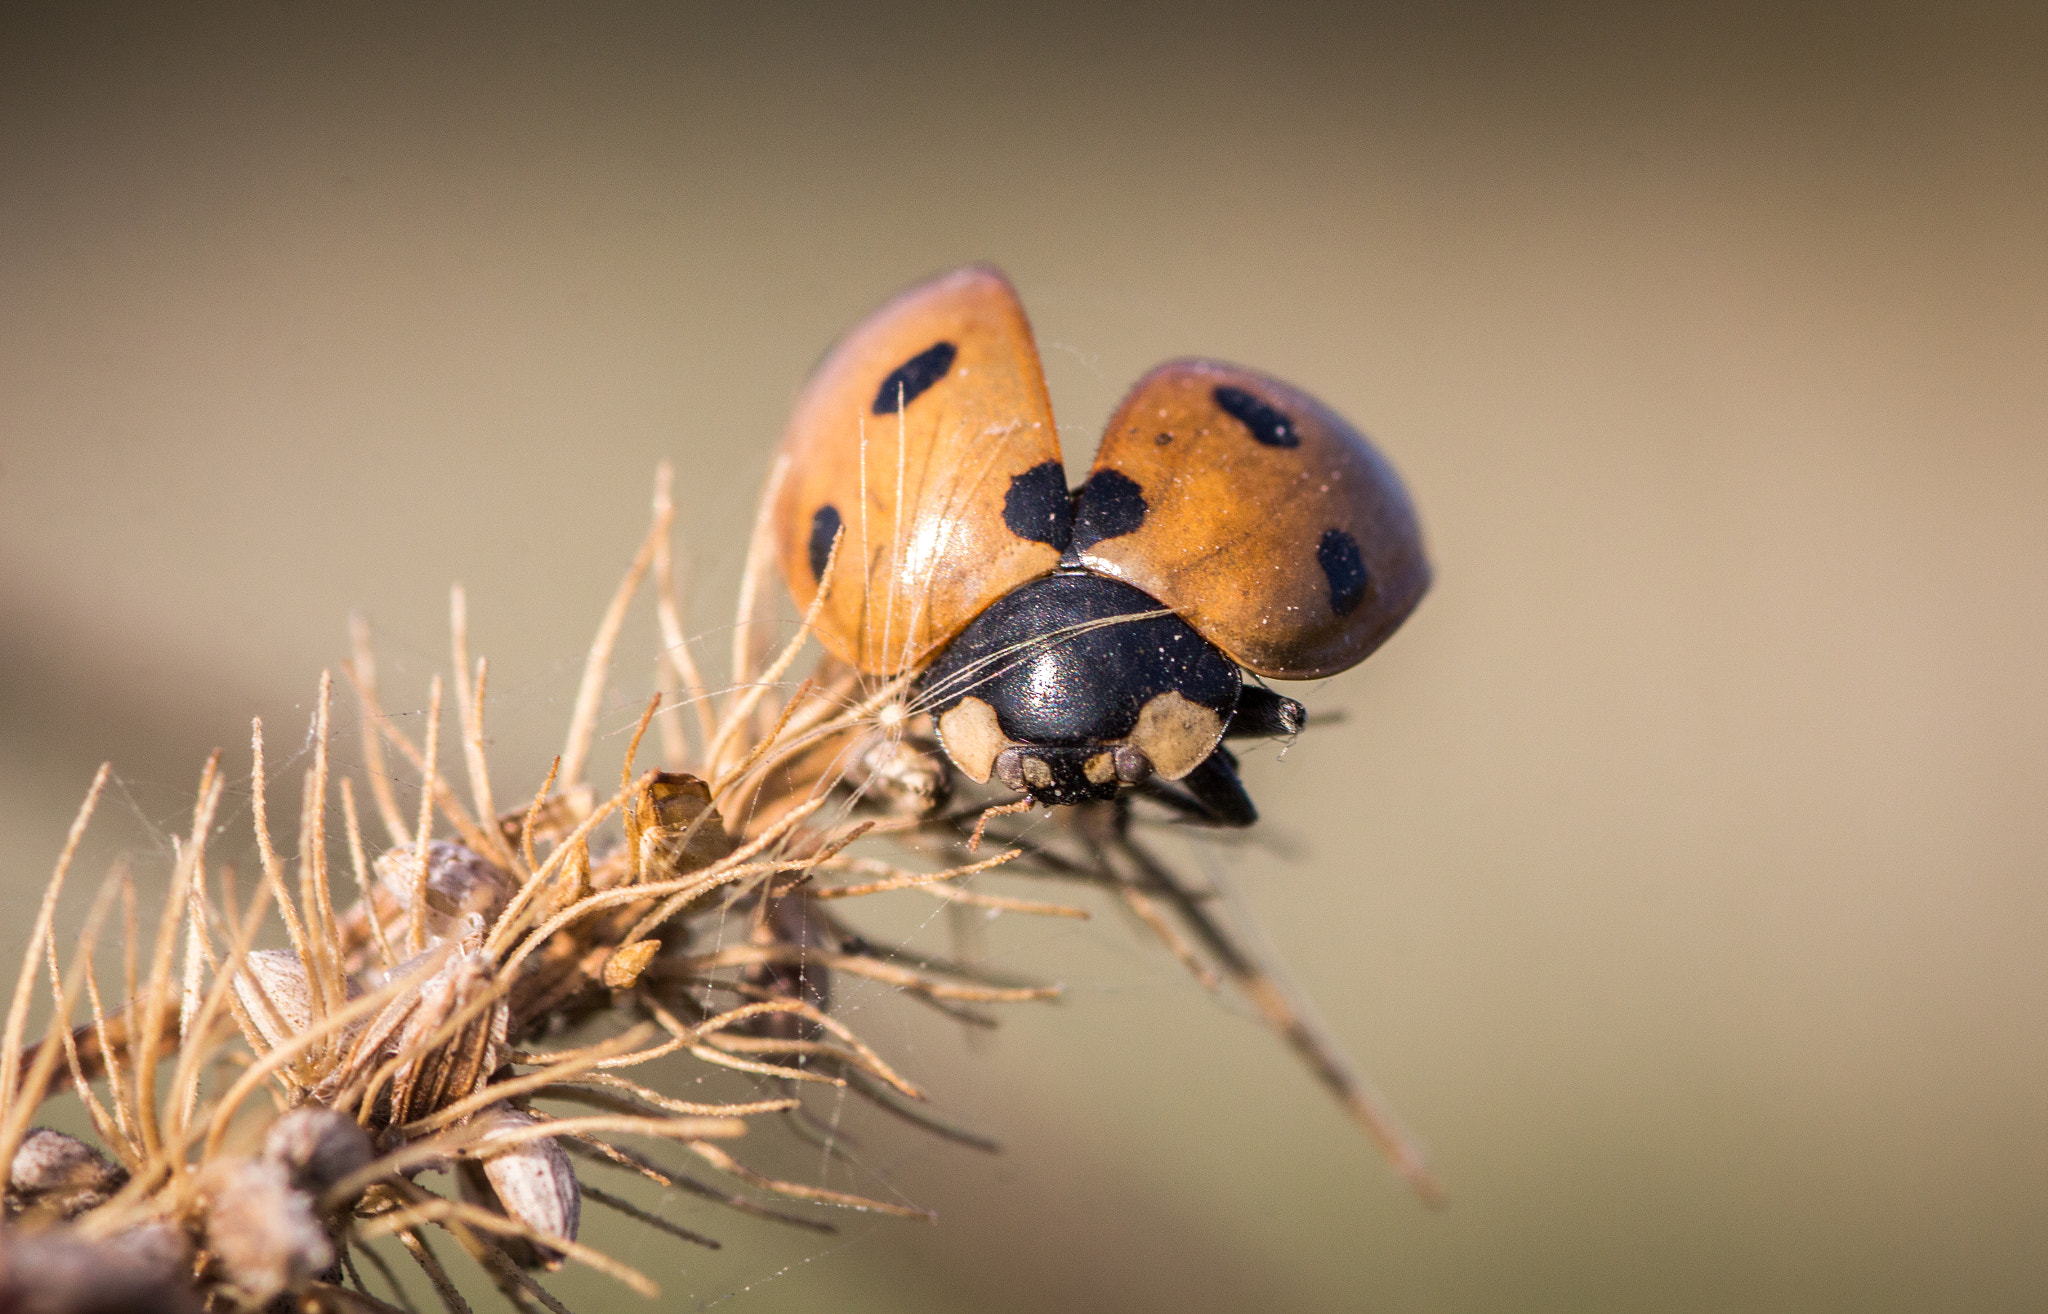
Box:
[262,1107,375,1197]
[373,840,518,939]
[462,1103,579,1270]
[635,772,734,881]
[196,1157,333,1306]
[230,948,314,1053]
[6,1128,128,1222]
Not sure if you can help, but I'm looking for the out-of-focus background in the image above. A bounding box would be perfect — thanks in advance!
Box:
[4,3,2045,1310]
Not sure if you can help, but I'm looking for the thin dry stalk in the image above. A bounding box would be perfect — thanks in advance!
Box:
[557,500,666,791]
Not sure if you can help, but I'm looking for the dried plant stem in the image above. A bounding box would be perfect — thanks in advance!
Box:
[251,718,318,1005]
[367,1186,658,1300]
[561,1135,837,1234]
[351,1239,422,1314]
[394,1227,474,1314]
[304,672,348,1022]
[558,498,666,792]
[651,462,717,756]
[581,1182,720,1250]
[343,778,396,970]
[684,1139,933,1221]
[342,659,500,861]
[1112,832,1444,1205]
[727,451,791,732]
[408,676,445,955]
[45,905,122,1153]
[349,614,412,847]
[2,763,108,1121]
[810,847,1025,900]
[706,523,839,784]
[0,873,122,1172]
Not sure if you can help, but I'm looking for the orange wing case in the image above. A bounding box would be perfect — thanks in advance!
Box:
[772,267,1067,675]
[1071,360,1430,680]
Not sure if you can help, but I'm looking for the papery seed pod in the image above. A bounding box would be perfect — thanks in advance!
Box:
[457,1103,578,1270]
[635,772,734,882]
[195,1157,332,1307]
[229,948,314,1053]
[6,1128,128,1222]
[0,1224,199,1314]
[261,1107,374,1197]
[371,840,518,940]
[845,729,952,817]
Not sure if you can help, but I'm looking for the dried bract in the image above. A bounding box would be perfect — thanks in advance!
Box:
[195,1157,333,1307]
[0,1226,198,1314]
[634,772,734,881]
[371,840,518,944]
[5,1130,127,1223]
[261,1107,374,1197]
[229,948,314,1054]
[460,1103,579,1271]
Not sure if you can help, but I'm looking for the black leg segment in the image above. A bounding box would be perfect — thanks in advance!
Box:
[1225,685,1306,740]
[1175,747,1259,827]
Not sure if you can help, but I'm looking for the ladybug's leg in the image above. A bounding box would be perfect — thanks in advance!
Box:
[1138,746,1258,827]
[1224,685,1306,740]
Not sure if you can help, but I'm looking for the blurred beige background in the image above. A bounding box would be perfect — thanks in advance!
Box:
[5,3,2046,1310]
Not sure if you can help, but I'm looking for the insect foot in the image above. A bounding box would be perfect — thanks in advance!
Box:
[457,1103,580,1271]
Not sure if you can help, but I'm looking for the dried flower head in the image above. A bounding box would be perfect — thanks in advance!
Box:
[0,462,1433,1311]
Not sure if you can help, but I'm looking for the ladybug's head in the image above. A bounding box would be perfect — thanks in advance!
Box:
[920,572,1242,809]
[987,742,1152,807]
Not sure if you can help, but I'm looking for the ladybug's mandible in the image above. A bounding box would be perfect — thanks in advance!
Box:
[771,266,1429,826]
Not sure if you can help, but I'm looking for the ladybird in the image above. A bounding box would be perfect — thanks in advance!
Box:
[772,266,1428,826]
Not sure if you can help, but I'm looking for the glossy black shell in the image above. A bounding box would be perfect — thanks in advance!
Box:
[918,572,1241,746]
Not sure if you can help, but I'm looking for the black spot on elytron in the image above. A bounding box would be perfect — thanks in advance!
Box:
[1067,469,1148,555]
[1214,385,1301,448]
[871,341,957,415]
[1002,460,1073,551]
[1316,527,1371,616]
[808,505,843,582]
